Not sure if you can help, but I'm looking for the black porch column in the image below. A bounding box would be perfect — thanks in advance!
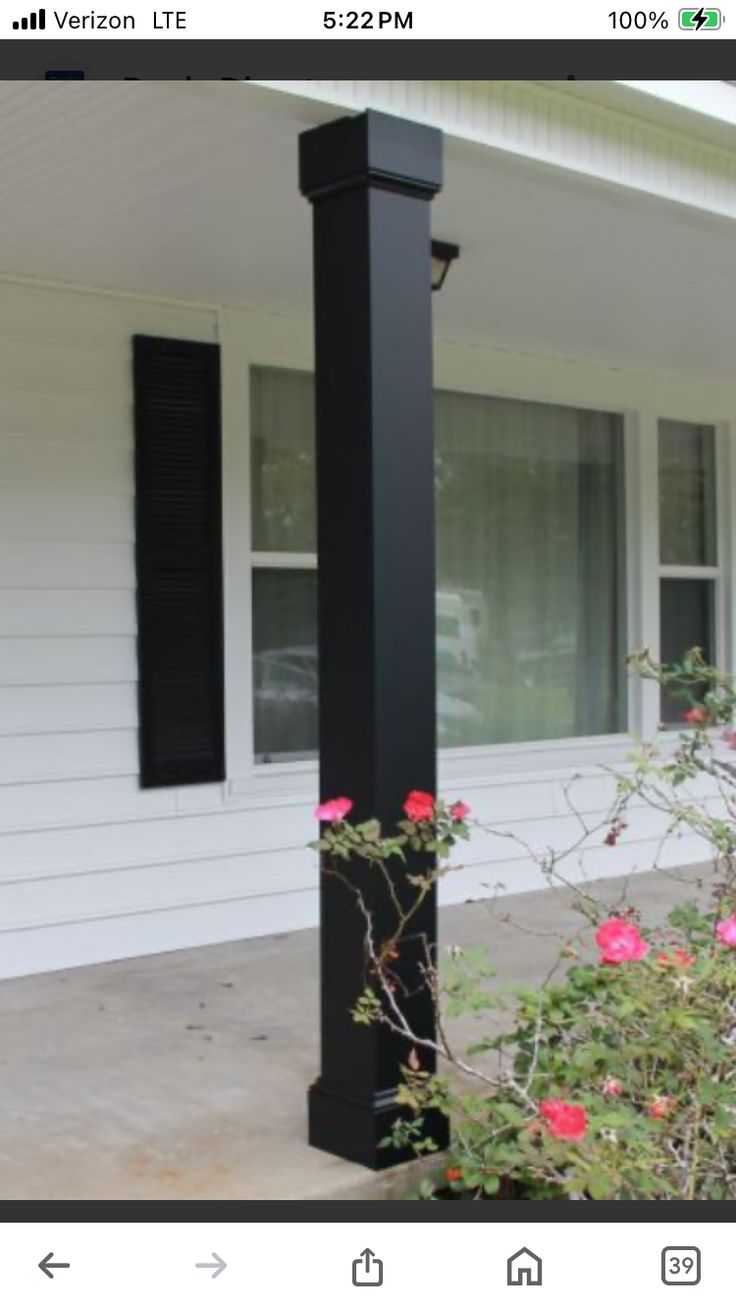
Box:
[300,110,447,1169]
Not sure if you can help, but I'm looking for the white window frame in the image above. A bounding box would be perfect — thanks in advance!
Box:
[220,308,735,797]
[652,418,729,734]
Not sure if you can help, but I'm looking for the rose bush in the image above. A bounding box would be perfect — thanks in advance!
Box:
[312,650,736,1200]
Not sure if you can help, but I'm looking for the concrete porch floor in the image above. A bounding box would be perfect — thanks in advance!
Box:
[0,866,710,1201]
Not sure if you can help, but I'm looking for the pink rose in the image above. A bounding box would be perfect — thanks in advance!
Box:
[716,916,736,947]
[403,790,435,822]
[595,918,649,964]
[314,796,353,823]
[602,1076,623,1098]
[450,801,470,822]
[539,1099,587,1142]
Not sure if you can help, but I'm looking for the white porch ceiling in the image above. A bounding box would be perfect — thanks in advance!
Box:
[2,80,736,383]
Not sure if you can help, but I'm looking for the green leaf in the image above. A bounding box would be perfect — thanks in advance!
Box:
[357,819,382,842]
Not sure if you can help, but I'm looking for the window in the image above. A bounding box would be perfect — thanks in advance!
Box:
[658,420,718,725]
[251,368,316,555]
[250,367,627,762]
[435,392,626,747]
[251,368,317,762]
[252,567,318,761]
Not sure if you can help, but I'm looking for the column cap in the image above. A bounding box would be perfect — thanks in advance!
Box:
[299,109,442,202]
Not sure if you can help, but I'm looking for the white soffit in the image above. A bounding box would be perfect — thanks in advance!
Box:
[577,80,736,149]
[1,81,736,382]
[255,80,736,223]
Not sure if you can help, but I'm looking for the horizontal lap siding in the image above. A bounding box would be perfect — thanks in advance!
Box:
[1,436,131,492]
[0,543,134,590]
[0,845,317,929]
[0,287,216,789]
[0,490,132,541]
[1,636,136,684]
[0,889,321,979]
[0,684,137,733]
[0,591,137,636]
[0,729,137,782]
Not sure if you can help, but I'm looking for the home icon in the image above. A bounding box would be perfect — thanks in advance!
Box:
[507,1248,543,1286]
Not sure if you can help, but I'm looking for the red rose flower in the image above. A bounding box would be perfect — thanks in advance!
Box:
[683,706,708,725]
[539,1099,588,1142]
[403,790,435,822]
[595,918,649,964]
[445,1166,463,1183]
[450,801,470,822]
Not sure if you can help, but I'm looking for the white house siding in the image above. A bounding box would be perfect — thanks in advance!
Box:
[0,276,732,981]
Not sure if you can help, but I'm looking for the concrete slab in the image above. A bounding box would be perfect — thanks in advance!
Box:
[0,865,711,1200]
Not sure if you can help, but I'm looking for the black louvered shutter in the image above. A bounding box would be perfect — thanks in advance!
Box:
[134,336,225,787]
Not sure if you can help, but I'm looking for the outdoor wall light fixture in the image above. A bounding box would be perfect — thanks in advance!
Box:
[431,239,460,291]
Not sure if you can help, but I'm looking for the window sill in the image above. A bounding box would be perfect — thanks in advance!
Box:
[227,732,636,801]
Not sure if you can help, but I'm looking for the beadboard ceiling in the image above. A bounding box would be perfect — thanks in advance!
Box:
[1,79,736,382]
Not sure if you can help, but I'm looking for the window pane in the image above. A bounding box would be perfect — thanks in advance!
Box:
[251,367,316,553]
[252,569,318,761]
[250,370,628,758]
[660,578,715,726]
[658,420,716,566]
[436,393,626,746]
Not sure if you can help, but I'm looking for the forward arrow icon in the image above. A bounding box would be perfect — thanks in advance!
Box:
[195,1252,227,1279]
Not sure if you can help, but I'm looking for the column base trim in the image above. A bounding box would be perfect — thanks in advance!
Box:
[308,1078,450,1171]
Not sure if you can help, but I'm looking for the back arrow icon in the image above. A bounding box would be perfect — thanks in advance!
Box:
[195,1252,227,1279]
[39,1253,71,1279]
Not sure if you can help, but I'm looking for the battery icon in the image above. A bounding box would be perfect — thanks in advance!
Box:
[679,7,721,26]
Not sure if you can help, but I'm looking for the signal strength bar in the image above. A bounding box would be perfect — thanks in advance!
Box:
[12,7,46,26]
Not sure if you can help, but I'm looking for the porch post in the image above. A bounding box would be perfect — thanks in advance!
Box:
[300,110,448,1168]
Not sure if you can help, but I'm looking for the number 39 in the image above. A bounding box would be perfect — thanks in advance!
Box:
[669,1258,694,1275]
